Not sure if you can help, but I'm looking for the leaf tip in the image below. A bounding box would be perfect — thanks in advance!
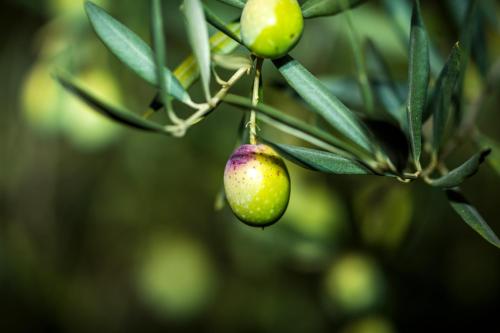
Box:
[84,0,96,12]
[411,0,425,28]
[479,148,492,163]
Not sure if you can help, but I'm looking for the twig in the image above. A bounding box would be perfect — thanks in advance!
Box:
[249,58,263,144]
[164,65,250,137]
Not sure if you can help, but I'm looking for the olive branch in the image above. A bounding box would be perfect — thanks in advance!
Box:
[55,0,500,248]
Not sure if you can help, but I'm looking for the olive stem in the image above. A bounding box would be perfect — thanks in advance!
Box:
[163,65,250,136]
[185,66,249,125]
[421,152,438,178]
[249,57,263,145]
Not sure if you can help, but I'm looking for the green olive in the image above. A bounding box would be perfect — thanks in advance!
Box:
[324,254,383,313]
[240,0,304,59]
[224,144,291,227]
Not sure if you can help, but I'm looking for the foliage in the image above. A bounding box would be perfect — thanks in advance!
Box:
[56,0,500,248]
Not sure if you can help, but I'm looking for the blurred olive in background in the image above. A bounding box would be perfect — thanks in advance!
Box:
[48,0,109,16]
[21,63,123,151]
[354,180,413,250]
[323,253,385,315]
[21,61,63,134]
[60,69,123,150]
[340,315,395,333]
[135,234,218,322]
[282,171,348,270]
[2,0,500,332]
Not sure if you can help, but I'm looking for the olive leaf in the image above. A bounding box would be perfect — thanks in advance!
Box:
[446,0,489,78]
[267,143,373,175]
[319,77,363,107]
[341,0,374,115]
[202,3,242,44]
[480,0,500,32]
[446,189,500,248]
[406,0,429,168]
[150,24,241,111]
[476,132,500,176]
[175,23,241,89]
[318,76,407,117]
[301,0,367,19]
[85,1,192,105]
[223,94,352,154]
[272,76,370,109]
[215,0,246,9]
[455,0,479,125]
[183,0,212,101]
[429,149,491,189]
[382,0,411,44]
[365,39,405,123]
[150,0,171,110]
[469,5,489,78]
[273,56,375,154]
[382,0,443,76]
[56,75,169,133]
[429,43,462,152]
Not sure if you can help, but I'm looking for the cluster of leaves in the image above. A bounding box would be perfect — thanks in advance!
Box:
[57,0,500,248]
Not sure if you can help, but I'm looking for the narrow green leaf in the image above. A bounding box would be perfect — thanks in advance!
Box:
[223,94,351,153]
[446,189,500,248]
[476,133,500,176]
[150,0,171,112]
[430,149,491,188]
[430,43,462,152]
[372,81,405,123]
[273,56,374,153]
[422,42,461,123]
[56,75,168,133]
[301,0,367,19]
[320,77,363,107]
[482,0,500,33]
[471,8,489,78]
[455,0,479,125]
[320,76,408,116]
[202,4,242,44]
[340,0,374,115]
[406,0,429,168]
[446,0,489,78]
[151,24,241,111]
[382,0,411,44]
[259,115,343,156]
[183,0,212,101]
[382,0,443,76]
[175,23,240,89]
[215,0,246,9]
[365,39,405,123]
[267,143,373,175]
[84,1,191,104]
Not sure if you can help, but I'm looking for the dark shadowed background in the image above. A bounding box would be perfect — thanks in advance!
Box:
[1,0,500,332]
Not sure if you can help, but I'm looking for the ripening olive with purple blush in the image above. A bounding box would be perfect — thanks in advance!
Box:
[224,144,291,227]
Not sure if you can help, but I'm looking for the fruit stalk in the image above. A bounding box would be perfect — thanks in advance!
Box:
[249,57,263,144]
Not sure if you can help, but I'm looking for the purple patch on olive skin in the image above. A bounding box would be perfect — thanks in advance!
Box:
[225,144,260,172]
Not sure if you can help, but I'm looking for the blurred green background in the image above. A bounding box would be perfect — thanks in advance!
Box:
[1,0,500,332]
